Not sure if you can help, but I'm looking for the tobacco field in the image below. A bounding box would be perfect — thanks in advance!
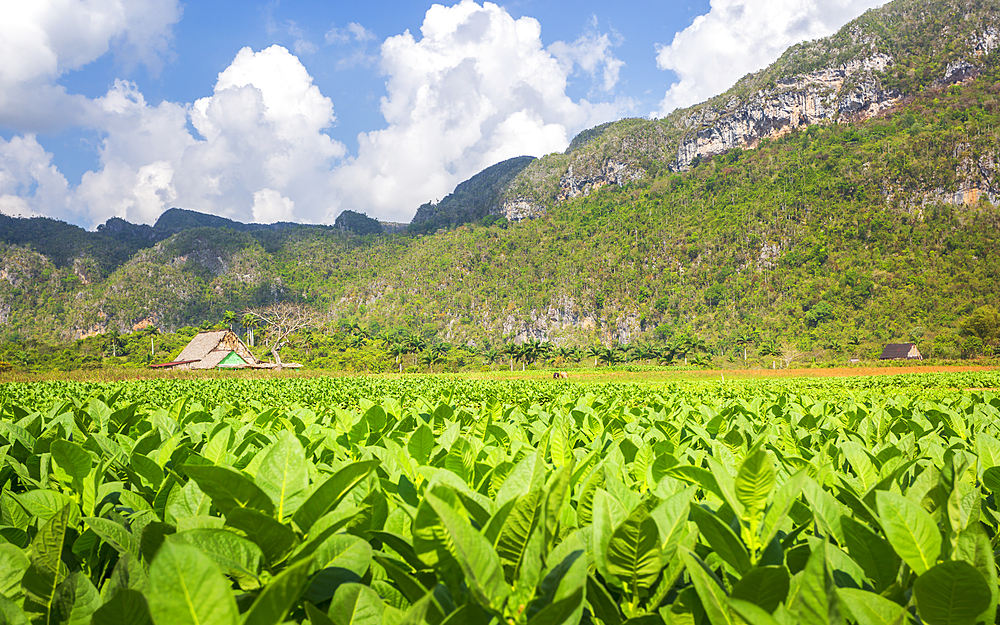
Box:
[0,373,999,625]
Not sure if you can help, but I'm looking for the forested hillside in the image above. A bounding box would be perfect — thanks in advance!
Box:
[2,0,1000,367]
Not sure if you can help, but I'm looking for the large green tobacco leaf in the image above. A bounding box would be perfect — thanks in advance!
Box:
[841,516,899,592]
[242,556,314,625]
[224,508,299,568]
[681,548,734,625]
[147,541,240,625]
[91,589,152,625]
[606,497,662,594]
[21,503,73,619]
[327,583,386,625]
[303,534,374,604]
[50,439,93,481]
[52,571,101,625]
[727,599,782,625]
[184,464,274,517]
[84,516,142,561]
[255,431,310,521]
[837,588,907,625]
[913,561,991,625]
[730,566,789,613]
[875,491,941,575]
[425,491,510,611]
[790,545,842,625]
[689,504,751,576]
[734,448,775,525]
[494,485,545,581]
[0,544,29,599]
[168,529,263,589]
[292,460,380,534]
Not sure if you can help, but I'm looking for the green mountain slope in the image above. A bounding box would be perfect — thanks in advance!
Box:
[2,0,1000,365]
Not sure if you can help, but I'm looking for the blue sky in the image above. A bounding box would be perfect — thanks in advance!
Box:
[0,0,884,227]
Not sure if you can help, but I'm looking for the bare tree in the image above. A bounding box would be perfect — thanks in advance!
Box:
[782,344,803,369]
[244,303,319,370]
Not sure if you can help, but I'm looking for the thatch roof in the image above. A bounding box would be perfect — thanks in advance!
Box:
[879,343,922,360]
[174,330,229,363]
[153,330,259,369]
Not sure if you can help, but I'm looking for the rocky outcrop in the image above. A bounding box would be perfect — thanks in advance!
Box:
[672,54,900,170]
[499,197,546,221]
[557,159,644,202]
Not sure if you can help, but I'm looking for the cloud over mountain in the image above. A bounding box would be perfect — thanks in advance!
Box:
[653,0,886,116]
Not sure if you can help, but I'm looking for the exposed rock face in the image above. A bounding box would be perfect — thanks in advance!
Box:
[558,160,644,202]
[499,197,546,221]
[673,54,899,170]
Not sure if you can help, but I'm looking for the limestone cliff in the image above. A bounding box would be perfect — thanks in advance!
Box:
[499,0,1000,220]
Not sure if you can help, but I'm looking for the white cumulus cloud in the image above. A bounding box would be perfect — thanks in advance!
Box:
[653,0,886,116]
[333,0,628,222]
[0,0,630,227]
[0,0,182,132]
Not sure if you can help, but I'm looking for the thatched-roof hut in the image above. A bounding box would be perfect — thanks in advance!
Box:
[879,343,923,360]
[151,330,258,369]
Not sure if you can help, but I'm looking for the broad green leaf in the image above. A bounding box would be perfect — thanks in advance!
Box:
[689,504,751,576]
[408,425,435,466]
[982,467,1000,494]
[147,541,239,625]
[875,491,941,575]
[304,534,374,604]
[21,504,73,618]
[731,566,789,613]
[837,588,907,625]
[913,561,991,625]
[53,571,100,625]
[292,460,379,534]
[0,543,29,599]
[952,524,998,625]
[841,516,899,592]
[426,491,510,611]
[84,516,141,561]
[50,440,92,481]
[15,490,79,524]
[494,485,545,582]
[255,431,310,520]
[0,594,30,625]
[728,599,782,625]
[328,583,386,625]
[184,464,274,517]
[242,556,314,625]
[91,589,152,625]
[526,587,584,625]
[681,548,734,625]
[735,448,775,524]
[790,544,841,625]
[224,508,299,568]
[168,529,263,589]
[606,497,662,593]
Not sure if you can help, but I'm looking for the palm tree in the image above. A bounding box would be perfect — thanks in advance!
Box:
[223,310,237,331]
[420,350,444,373]
[405,336,426,368]
[388,342,407,372]
[104,331,124,358]
[241,313,258,347]
[735,331,758,365]
[481,348,500,368]
[500,343,520,371]
[586,344,603,367]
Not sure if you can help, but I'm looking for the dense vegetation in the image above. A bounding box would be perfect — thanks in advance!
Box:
[0,375,997,624]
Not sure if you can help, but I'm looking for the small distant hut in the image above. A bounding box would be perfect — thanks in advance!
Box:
[879,343,923,360]
[150,330,259,370]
